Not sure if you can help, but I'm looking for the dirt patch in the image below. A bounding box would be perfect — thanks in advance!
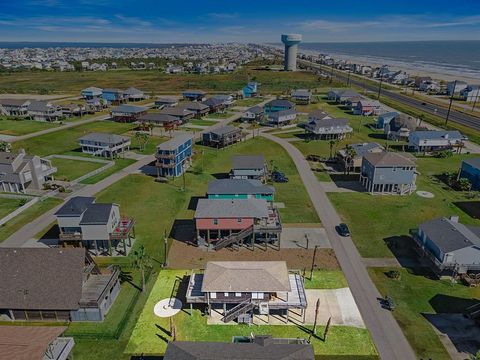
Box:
[167,240,340,270]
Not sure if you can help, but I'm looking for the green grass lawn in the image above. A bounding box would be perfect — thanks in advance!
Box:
[203,111,234,119]
[304,270,349,289]
[0,197,61,242]
[0,197,26,218]
[11,120,135,156]
[127,133,166,155]
[328,153,480,258]
[235,98,264,107]
[188,119,218,127]
[80,158,136,184]
[126,270,377,358]
[51,157,105,181]
[0,117,59,136]
[369,267,480,360]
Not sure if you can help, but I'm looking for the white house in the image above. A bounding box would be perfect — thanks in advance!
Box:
[268,109,297,127]
[408,130,467,152]
[78,132,131,158]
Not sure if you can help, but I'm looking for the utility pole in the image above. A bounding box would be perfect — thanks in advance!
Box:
[377,77,383,100]
[472,88,479,112]
[310,245,318,280]
[330,63,334,83]
[163,229,168,267]
[445,80,456,126]
[347,67,351,87]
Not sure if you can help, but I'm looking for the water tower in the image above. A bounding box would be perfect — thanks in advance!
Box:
[281,34,302,71]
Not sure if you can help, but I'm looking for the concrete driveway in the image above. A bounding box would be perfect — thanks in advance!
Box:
[281,227,331,249]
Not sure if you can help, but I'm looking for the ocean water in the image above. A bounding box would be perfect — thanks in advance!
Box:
[299,41,480,81]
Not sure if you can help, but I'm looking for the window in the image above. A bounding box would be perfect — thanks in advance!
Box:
[213,219,218,225]
[224,292,229,297]
[237,218,242,223]
[210,292,216,299]
[235,292,242,297]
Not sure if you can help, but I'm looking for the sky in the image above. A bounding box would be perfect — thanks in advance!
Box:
[1,0,480,43]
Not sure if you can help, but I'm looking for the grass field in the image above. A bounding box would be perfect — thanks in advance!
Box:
[203,111,234,119]
[51,157,105,181]
[369,267,480,360]
[127,133,166,155]
[234,97,264,107]
[0,67,334,95]
[0,117,60,136]
[126,270,377,358]
[0,198,25,219]
[188,119,219,127]
[0,197,61,242]
[11,121,135,156]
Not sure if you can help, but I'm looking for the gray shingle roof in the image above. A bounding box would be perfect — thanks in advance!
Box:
[182,102,209,111]
[308,118,349,129]
[138,113,178,124]
[0,99,30,106]
[202,97,224,108]
[231,155,265,170]
[79,203,113,225]
[27,101,56,112]
[207,179,275,196]
[164,339,314,360]
[78,132,130,145]
[245,105,263,115]
[160,107,195,117]
[195,198,269,219]
[269,109,297,119]
[54,196,95,216]
[419,217,480,253]
[0,248,85,310]
[201,261,291,292]
[410,130,465,140]
[265,99,294,108]
[111,104,147,114]
[182,89,206,95]
[208,125,240,137]
[156,133,194,151]
[308,109,330,120]
[363,151,415,167]
[291,89,311,97]
[462,158,480,169]
[123,87,144,95]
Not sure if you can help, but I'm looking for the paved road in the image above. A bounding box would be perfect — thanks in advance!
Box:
[301,60,480,131]
[261,132,416,360]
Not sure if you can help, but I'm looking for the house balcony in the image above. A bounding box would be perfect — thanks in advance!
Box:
[156,153,176,160]
[59,232,83,242]
[156,161,176,169]
[254,207,282,233]
[110,217,135,240]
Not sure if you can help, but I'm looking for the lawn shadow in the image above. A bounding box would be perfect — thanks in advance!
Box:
[169,219,196,245]
[37,224,60,243]
[188,196,204,211]
[155,323,171,337]
[383,235,425,269]
[429,294,480,313]
[155,333,169,343]
[454,201,480,219]
[120,271,143,292]
[367,133,387,140]
[139,164,158,177]
[211,172,229,179]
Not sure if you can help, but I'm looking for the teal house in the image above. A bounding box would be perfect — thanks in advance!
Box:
[242,82,258,98]
[207,179,275,201]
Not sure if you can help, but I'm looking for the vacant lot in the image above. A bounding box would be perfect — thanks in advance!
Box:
[126,270,377,358]
[0,117,59,136]
[0,67,331,95]
[11,121,134,156]
[0,197,25,219]
[370,267,480,360]
[51,157,105,181]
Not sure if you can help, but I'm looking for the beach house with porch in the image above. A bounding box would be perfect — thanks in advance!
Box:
[242,82,258,98]
[81,86,103,100]
[230,155,268,181]
[194,198,282,250]
[353,100,382,116]
[242,106,264,122]
[155,133,194,177]
[360,152,416,195]
[410,216,480,275]
[291,89,312,104]
[202,125,243,148]
[0,99,31,117]
[182,89,207,102]
[155,97,178,109]
[305,118,353,140]
[102,88,126,104]
[110,104,147,122]
[0,247,120,322]
[138,113,180,131]
[124,87,147,101]
[186,261,307,324]
[27,101,62,121]
[0,150,56,193]
[268,109,297,127]
[55,196,135,256]
[264,99,294,114]
[78,132,131,158]
[408,130,467,153]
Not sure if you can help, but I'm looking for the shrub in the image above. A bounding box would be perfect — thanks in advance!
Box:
[385,270,401,280]
[434,150,454,158]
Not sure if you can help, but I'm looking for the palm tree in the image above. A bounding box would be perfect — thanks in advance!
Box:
[329,140,335,159]
[135,131,149,152]
[344,144,356,175]
[131,245,151,292]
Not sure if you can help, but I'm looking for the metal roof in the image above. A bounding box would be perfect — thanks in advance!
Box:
[410,130,465,140]
[201,261,291,292]
[207,179,275,196]
[231,155,265,170]
[419,217,480,253]
[78,132,130,144]
[462,158,480,169]
[156,132,194,151]
[265,99,294,108]
[195,198,269,219]
[111,104,147,114]
[138,113,178,123]
[245,105,263,115]
[208,125,241,137]
[269,109,297,119]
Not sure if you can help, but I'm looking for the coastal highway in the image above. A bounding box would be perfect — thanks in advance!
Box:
[300,59,480,131]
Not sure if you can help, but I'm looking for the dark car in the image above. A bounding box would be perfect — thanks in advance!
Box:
[272,170,289,183]
[337,223,350,237]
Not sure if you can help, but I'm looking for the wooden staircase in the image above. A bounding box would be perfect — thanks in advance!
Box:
[214,226,254,251]
[221,299,255,323]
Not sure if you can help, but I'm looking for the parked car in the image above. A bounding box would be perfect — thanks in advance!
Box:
[272,170,289,183]
[336,223,350,237]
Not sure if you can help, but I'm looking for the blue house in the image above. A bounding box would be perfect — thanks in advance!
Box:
[102,88,126,104]
[460,158,480,190]
[155,133,194,177]
[81,86,103,100]
[207,179,275,201]
[376,112,399,129]
[242,82,258,98]
[264,99,295,114]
